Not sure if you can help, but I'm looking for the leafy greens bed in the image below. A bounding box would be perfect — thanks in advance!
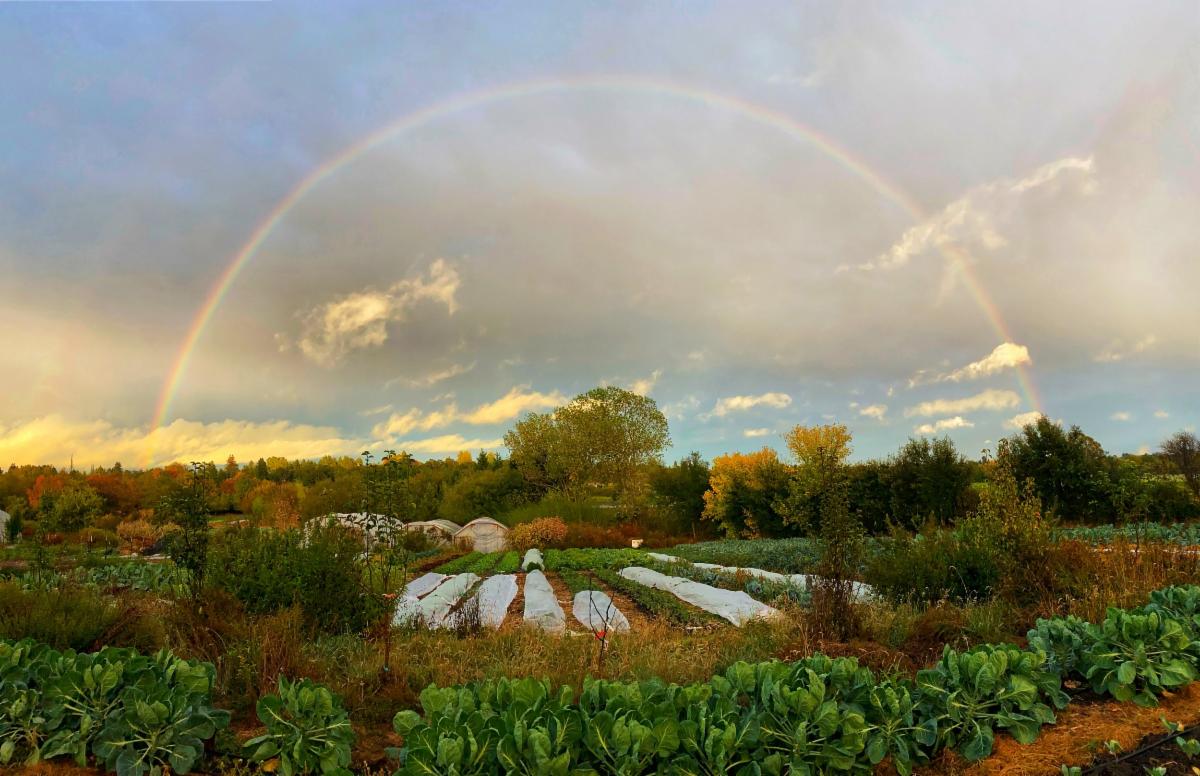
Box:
[389,584,1200,776]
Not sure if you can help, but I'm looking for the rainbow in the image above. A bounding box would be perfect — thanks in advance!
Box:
[146,74,1041,465]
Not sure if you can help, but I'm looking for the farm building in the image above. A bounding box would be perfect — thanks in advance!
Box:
[454,517,509,553]
[404,519,461,544]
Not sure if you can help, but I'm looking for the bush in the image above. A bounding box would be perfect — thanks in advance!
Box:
[0,582,119,651]
[206,523,382,634]
[78,527,119,551]
[117,519,177,554]
[508,516,568,551]
[867,530,1000,605]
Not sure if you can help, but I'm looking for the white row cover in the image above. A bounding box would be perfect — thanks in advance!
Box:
[404,572,447,599]
[394,573,480,628]
[523,570,566,632]
[619,566,779,627]
[572,590,630,634]
[475,574,519,630]
[648,554,874,600]
[522,548,544,571]
[645,552,680,563]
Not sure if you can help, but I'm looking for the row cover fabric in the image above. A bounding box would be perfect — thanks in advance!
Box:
[423,573,481,629]
[618,566,779,627]
[691,562,874,599]
[404,572,447,599]
[475,574,519,630]
[572,590,630,633]
[523,570,566,632]
[522,548,544,570]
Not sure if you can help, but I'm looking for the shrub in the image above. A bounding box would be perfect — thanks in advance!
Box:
[867,529,1000,605]
[117,519,175,554]
[78,527,119,551]
[0,583,119,650]
[508,516,568,551]
[245,677,354,775]
[206,524,382,634]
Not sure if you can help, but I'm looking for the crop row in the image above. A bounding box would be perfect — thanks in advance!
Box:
[389,584,1200,775]
[644,558,810,606]
[434,551,484,574]
[543,547,651,571]
[1056,521,1200,546]
[2,561,189,595]
[587,567,717,628]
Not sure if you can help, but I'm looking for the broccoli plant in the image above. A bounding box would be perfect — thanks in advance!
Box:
[245,677,354,776]
[1083,609,1196,707]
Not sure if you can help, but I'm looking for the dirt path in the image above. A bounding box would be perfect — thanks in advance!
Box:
[498,572,527,632]
[915,683,1200,776]
[543,571,583,632]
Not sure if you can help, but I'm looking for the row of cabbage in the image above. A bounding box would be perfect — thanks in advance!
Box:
[389,584,1200,776]
[1,561,189,594]
[1055,521,1200,546]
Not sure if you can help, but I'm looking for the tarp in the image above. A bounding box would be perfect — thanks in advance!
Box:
[475,574,518,630]
[523,570,566,632]
[522,548,544,570]
[646,552,680,563]
[415,573,480,628]
[668,560,874,599]
[618,566,778,627]
[572,590,630,633]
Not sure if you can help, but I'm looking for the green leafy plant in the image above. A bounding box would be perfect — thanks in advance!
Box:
[916,644,1066,761]
[1083,609,1195,706]
[245,677,354,776]
[1027,616,1093,677]
[93,683,229,776]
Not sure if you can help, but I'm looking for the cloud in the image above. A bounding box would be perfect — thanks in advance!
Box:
[628,369,663,396]
[385,361,475,389]
[743,427,772,438]
[391,434,504,456]
[661,395,700,421]
[858,404,888,420]
[1155,410,1170,419]
[867,157,1096,271]
[1111,411,1132,421]
[358,404,393,417]
[709,392,792,418]
[911,342,1032,387]
[914,416,974,434]
[905,389,1021,418]
[370,386,567,439]
[0,414,365,469]
[295,259,461,367]
[1005,411,1046,429]
[1094,334,1158,363]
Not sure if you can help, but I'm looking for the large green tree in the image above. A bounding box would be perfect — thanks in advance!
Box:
[888,436,973,528]
[504,386,670,498]
[1000,416,1111,522]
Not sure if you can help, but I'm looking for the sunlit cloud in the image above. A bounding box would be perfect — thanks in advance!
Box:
[1094,334,1157,363]
[371,386,566,439]
[293,259,460,367]
[904,389,1020,418]
[910,342,1031,387]
[866,157,1095,271]
[628,369,663,396]
[391,434,503,456]
[709,392,792,418]
[1110,411,1132,422]
[385,361,475,389]
[1005,411,1046,429]
[1155,410,1170,419]
[914,416,974,434]
[858,404,888,421]
[743,427,772,438]
[0,415,365,469]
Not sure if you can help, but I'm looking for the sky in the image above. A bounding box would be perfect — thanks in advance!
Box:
[0,1,1197,469]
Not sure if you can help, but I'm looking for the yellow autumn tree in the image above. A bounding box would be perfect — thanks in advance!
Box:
[700,448,790,537]
[780,423,852,530]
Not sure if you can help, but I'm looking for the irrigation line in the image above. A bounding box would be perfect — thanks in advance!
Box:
[1080,721,1200,775]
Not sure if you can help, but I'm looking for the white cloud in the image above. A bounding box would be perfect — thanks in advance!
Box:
[709,392,792,418]
[858,404,888,420]
[867,156,1095,272]
[914,416,974,434]
[662,395,700,421]
[1094,334,1158,363]
[628,369,663,396]
[904,388,1021,418]
[1111,411,1132,422]
[743,427,772,438]
[385,361,475,389]
[371,386,566,440]
[911,342,1032,387]
[295,259,461,367]
[358,404,393,417]
[391,434,504,456]
[0,414,365,469]
[1155,410,1170,419]
[1004,411,1046,430]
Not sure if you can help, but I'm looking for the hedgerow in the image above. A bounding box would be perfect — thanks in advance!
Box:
[387,584,1200,775]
